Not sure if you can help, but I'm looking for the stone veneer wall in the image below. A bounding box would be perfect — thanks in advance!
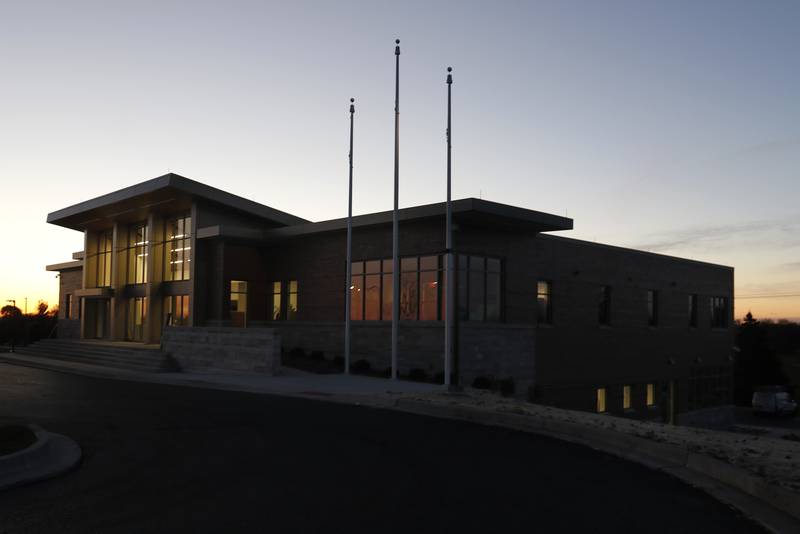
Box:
[162,326,281,375]
[276,322,536,396]
[57,319,81,340]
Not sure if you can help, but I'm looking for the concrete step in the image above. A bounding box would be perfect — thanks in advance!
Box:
[18,347,165,371]
[16,340,170,372]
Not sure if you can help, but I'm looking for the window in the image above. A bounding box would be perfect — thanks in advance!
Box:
[65,294,73,319]
[688,294,698,327]
[458,255,502,322]
[164,295,190,327]
[230,280,247,327]
[271,282,282,321]
[623,385,632,410]
[127,297,147,341]
[646,383,656,407]
[596,388,607,413]
[710,296,728,328]
[350,255,447,321]
[598,285,611,325]
[126,222,149,284]
[537,281,552,324]
[165,216,191,281]
[287,280,298,320]
[647,290,658,326]
[95,230,113,287]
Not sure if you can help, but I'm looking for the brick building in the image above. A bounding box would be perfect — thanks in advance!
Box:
[46,173,734,421]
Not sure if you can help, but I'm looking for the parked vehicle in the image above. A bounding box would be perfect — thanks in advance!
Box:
[752,387,798,416]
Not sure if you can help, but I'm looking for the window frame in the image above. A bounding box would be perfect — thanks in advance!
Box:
[536,280,552,325]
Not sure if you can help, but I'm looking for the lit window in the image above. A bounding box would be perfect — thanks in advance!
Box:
[230,280,247,327]
[646,383,656,407]
[597,388,607,413]
[127,297,147,341]
[164,295,190,327]
[126,222,149,285]
[165,216,191,281]
[537,281,552,324]
[287,280,298,321]
[623,385,632,410]
[94,230,113,288]
[271,281,282,321]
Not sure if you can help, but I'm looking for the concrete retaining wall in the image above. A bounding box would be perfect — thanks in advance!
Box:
[162,326,281,375]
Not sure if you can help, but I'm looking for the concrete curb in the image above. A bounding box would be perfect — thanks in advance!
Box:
[392,398,800,534]
[0,424,82,491]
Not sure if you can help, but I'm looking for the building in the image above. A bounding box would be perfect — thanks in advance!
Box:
[46,173,734,421]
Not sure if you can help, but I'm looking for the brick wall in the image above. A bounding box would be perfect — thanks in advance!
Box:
[161,326,281,375]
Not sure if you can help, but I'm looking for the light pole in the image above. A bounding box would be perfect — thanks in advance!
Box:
[345,97,355,374]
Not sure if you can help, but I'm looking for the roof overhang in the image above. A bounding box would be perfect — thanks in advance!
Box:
[46,260,82,272]
[47,173,308,231]
[197,198,573,243]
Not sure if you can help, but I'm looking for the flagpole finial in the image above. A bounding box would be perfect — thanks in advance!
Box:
[395,39,400,55]
[350,98,355,113]
[447,66,452,84]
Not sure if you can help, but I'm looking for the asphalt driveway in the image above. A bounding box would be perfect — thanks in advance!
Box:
[0,363,763,533]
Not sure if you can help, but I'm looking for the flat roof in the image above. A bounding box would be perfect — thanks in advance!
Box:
[47,173,308,231]
[196,198,574,241]
[45,260,82,272]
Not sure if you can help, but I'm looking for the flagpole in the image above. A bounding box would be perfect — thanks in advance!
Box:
[444,67,453,387]
[391,39,400,380]
[345,98,355,374]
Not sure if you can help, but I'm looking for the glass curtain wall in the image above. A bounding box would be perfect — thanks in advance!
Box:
[165,216,191,281]
[164,295,190,326]
[95,230,113,287]
[126,297,147,341]
[126,223,149,284]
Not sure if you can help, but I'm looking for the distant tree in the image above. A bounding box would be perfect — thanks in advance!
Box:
[734,311,787,405]
[36,300,49,316]
[1,305,22,318]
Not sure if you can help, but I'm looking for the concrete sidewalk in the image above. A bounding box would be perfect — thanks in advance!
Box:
[0,351,441,398]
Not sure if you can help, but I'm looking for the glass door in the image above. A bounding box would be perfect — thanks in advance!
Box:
[127,297,148,341]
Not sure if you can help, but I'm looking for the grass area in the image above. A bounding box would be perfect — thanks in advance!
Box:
[0,425,36,455]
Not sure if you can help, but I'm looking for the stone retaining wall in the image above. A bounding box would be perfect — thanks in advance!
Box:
[276,322,536,395]
[162,326,281,375]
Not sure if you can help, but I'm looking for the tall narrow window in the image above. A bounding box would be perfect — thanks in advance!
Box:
[688,294,698,327]
[271,281,282,321]
[486,258,501,321]
[468,256,485,321]
[419,256,439,321]
[95,230,113,287]
[598,285,611,325]
[126,223,149,284]
[364,261,381,320]
[287,280,298,320]
[164,295,190,327]
[165,216,191,281]
[537,281,552,324]
[647,290,658,326]
[381,259,393,321]
[710,296,728,328]
[596,388,607,413]
[646,383,656,407]
[65,294,73,319]
[623,385,632,410]
[230,280,247,327]
[400,257,419,320]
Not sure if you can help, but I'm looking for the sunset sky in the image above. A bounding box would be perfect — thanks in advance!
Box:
[1,0,798,320]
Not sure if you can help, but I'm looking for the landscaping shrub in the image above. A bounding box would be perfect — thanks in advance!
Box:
[288,347,305,359]
[333,355,344,366]
[310,350,324,361]
[472,376,493,390]
[432,371,445,384]
[351,359,371,374]
[407,368,427,382]
[498,377,515,397]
